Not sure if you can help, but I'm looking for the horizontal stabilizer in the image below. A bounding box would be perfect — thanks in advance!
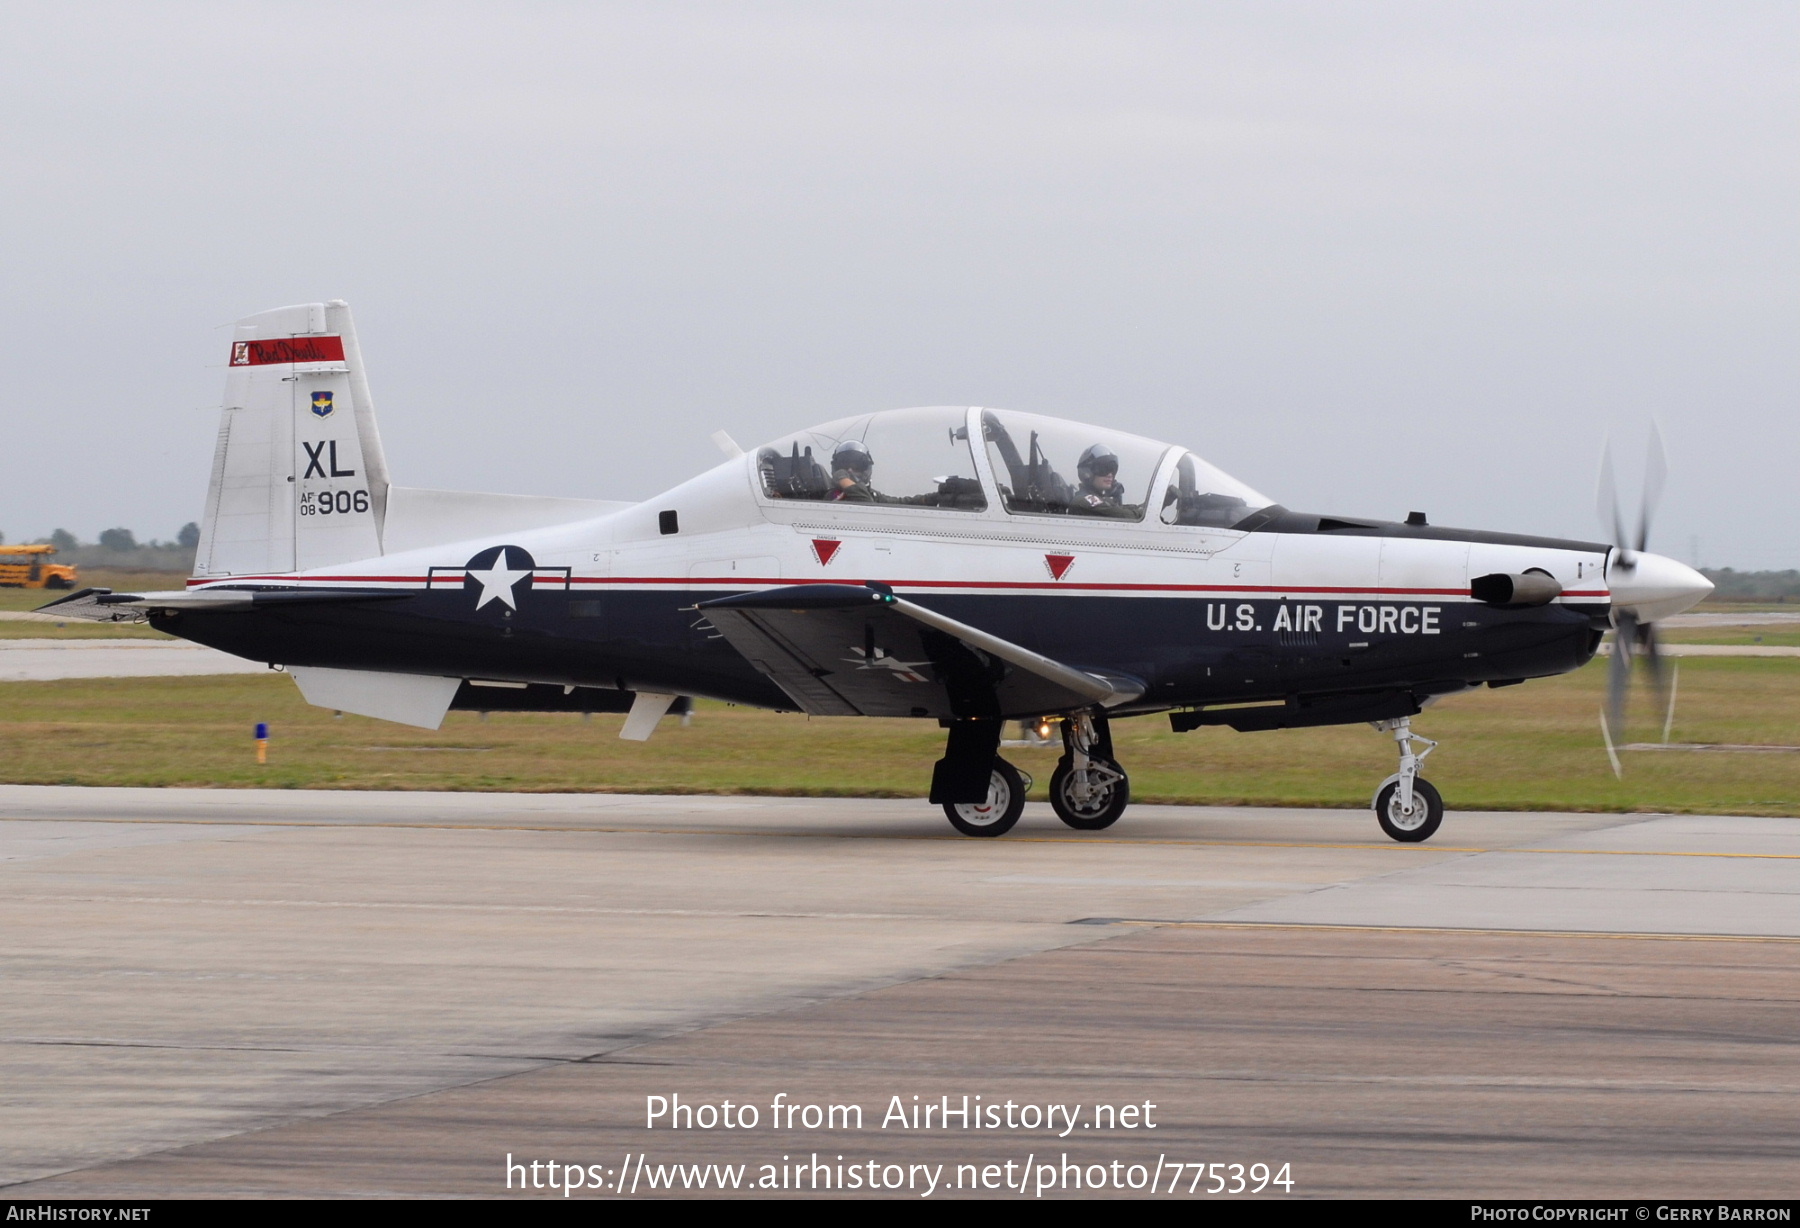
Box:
[697,584,1141,719]
[37,587,413,621]
[36,587,253,620]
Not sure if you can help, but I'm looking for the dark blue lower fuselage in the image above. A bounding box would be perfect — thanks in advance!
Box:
[153,587,1605,720]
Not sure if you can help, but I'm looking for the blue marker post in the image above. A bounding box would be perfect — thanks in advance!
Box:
[255,722,269,765]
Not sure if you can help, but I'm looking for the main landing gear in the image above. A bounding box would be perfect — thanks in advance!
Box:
[933,711,1132,838]
[1049,712,1130,831]
[943,758,1029,837]
[1370,716,1443,842]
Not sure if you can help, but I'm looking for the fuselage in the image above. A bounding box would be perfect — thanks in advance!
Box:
[155,416,1621,721]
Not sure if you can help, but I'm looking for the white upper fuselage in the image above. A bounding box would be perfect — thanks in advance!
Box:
[188,404,1638,621]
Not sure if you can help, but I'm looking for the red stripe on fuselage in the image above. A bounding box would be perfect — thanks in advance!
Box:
[186,573,1611,599]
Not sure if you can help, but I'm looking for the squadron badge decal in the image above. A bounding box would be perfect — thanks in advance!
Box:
[311,391,335,418]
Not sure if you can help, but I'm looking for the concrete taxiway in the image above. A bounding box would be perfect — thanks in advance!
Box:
[2,787,1797,1198]
[0,640,267,681]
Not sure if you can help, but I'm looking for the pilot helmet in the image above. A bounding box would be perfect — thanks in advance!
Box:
[1077,444,1119,485]
[832,440,873,481]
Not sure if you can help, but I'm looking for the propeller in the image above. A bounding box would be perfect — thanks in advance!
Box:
[1596,424,1675,760]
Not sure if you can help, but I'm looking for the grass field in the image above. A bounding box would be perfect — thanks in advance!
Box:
[0,622,171,639]
[0,658,1794,814]
[1662,628,1800,647]
[0,569,191,606]
[0,570,181,638]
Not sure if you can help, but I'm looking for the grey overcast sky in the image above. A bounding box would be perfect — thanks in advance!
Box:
[2,1,1794,566]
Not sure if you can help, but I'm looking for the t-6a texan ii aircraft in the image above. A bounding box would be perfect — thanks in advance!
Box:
[47,301,1713,841]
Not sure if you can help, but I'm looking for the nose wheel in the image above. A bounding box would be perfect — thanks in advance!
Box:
[1050,712,1131,831]
[1370,716,1443,842]
[1376,776,1442,842]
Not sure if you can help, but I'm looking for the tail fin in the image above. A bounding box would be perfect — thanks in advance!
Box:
[194,301,392,578]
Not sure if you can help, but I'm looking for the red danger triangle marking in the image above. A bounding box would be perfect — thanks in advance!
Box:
[1045,553,1075,580]
[812,539,841,566]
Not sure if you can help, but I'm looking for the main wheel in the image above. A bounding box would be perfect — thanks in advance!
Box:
[1376,778,1443,843]
[1049,756,1130,831]
[943,758,1026,837]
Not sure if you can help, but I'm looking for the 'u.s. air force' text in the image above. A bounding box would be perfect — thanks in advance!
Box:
[1203,603,1442,635]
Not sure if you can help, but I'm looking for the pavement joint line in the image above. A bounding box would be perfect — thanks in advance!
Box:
[0,1037,562,1061]
[1507,847,1800,860]
[1081,919,1800,944]
[0,814,1477,850]
[0,894,927,919]
[3,814,1798,860]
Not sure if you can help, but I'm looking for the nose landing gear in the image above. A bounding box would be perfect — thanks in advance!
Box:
[1050,711,1131,831]
[1370,716,1443,842]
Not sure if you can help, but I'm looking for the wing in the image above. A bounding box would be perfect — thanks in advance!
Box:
[696,584,1142,719]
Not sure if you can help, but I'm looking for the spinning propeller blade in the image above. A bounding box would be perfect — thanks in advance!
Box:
[1596,439,1629,568]
[1594,421,1699,771]
[1606,609,1635,738]
[1639,616,1666,698]
[1598,710,1624,781]
[1636,421,1667,556]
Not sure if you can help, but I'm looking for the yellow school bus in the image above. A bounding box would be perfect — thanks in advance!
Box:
[0,544,78,589]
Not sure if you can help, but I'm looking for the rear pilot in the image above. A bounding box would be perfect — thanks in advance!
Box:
[1072,445,1135,518]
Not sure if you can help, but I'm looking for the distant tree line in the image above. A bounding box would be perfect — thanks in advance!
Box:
[1701,569,1800,602]
[0,524,199,571]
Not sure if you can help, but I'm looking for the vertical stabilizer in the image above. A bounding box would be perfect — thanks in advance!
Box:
[195,300,391,577]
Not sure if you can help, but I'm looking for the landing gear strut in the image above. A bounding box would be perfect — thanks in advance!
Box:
[1371,716,1443,842]
[1050,711,1130,831]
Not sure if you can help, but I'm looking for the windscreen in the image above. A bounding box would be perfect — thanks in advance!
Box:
[1158,452,1273,528]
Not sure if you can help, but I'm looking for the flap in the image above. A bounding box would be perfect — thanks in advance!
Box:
[697,584,1141,719]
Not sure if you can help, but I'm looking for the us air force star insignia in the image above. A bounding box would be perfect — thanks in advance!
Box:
[466,548,534,611]
[843,645,930,683]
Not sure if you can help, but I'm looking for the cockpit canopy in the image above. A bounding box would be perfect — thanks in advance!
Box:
[756,406,985,511]
[755,406,1270,529]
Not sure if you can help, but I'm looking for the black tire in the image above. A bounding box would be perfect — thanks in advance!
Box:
[1376,777,1443,843]
[944,757,1026,837]
[1049,755,1130,830]
[43,576,71,590]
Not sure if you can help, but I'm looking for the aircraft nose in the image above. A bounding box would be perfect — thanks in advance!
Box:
[1609,550,1713,623]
